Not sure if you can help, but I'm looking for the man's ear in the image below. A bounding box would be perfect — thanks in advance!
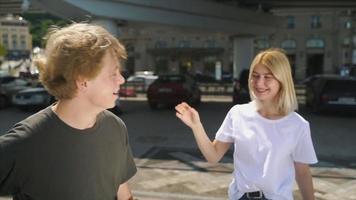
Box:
[76,77,88,92]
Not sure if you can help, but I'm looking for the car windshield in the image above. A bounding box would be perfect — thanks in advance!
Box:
[324,79,356,93]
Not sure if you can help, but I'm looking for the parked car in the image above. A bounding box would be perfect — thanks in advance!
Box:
[233,69,250,104]
[12,85,55,111]
[147,74,201,109]
[126,74,158,92]
[119,84,137,97]
[0,75,30,109]
[304,74,356,113]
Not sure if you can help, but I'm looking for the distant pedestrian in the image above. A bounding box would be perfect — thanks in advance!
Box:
[176,48,317,200]
[0,23,136,200]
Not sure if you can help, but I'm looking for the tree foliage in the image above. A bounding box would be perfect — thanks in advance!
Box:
[22,13,68,48]
[0,43,7,57]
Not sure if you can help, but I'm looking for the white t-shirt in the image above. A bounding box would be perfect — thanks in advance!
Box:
[215,102,318,200]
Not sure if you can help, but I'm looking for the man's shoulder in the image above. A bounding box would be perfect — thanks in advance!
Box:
[1,107,52,145]
[101,110,127,130]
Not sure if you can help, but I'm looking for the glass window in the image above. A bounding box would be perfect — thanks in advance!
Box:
[281,39,296,49]
[352,36,356,46]
[12,34,18,49]
[126,43,135,52]
[343,37,351,46]
[287,16,295,29]
[155,40,167,48]
[306,38,324,48]
[256,38,269,49]
[178,40,191,48]
[311,15,321,29]
[2,33,8,40]
[20,35,26,49]
[345,21,352,29]
[204,40,216,48]
[352,49,356,64]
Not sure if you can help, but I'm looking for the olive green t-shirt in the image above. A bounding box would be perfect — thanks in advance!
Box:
[0,107,137,200]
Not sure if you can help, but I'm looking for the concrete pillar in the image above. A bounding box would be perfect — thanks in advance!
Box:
[232,35,254,79]
[91,18,120,37]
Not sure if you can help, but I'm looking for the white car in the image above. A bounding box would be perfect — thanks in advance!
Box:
[126,75,158,92]
[12,86,54,110]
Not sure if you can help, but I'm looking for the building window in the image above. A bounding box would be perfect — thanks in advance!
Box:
[287,16,295,29]
[256,38,270,49]
[125,43,135,53]
[178,40,191,48]
[155,40,167,48]
[20,35,26,49]
[352,49,356,64]
[311,15,321,29]
[345,21,352,29]
[2,33,8,48]
[204,40,216,48]
[352,36,356,46]
[343,37,351,46]
[12,34,18,49]
[306,38,324,48]
[281,39,296,49]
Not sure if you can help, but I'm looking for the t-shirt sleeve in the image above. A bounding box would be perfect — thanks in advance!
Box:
[292,122,318,164]
[0,123,24,195]
[120,125,137,184]
[215,108,235,143]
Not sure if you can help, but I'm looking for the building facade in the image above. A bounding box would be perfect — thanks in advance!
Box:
[0,14,32,60]
[118,7,356,81]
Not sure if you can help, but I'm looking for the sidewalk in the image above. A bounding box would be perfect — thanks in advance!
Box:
[128,146,356,200]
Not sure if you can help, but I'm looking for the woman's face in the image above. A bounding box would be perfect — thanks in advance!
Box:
[250,63,281,103]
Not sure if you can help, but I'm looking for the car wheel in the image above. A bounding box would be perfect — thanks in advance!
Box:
[0,95,6,109]
[148,101,158,109]
[193,94,201,105]
[311,100,320,113]
[18,105,30,112]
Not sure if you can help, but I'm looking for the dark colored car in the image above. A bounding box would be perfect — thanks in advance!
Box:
[147,74,201,109]
[304,74,356,113]
[233,69,250,104]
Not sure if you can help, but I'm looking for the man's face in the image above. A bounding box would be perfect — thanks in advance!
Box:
[84,51,125,110]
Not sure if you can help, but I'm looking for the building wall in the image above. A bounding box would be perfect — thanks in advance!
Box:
[118,8,355,80]
[0,14,32,59]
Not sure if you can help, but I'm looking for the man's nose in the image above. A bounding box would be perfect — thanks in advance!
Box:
[117,74,125,85]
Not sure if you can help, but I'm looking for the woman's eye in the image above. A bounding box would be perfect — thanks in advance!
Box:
[252,74,259,79]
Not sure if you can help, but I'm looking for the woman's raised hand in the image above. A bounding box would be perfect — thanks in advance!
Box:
[175,102,201,128]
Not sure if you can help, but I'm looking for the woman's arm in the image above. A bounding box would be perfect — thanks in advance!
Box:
[176,102,231,163]
[295,162,315,200]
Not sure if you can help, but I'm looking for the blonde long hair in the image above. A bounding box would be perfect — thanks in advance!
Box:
[248,48,298,115]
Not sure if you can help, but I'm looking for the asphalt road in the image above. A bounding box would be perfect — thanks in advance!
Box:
[1,99,356,200]
[1,99,356,165]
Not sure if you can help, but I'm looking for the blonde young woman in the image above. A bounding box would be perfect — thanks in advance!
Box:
[176,48,317,200]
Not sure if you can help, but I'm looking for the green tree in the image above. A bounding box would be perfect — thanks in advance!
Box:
[23,13,68,47]
[0,43,7,57]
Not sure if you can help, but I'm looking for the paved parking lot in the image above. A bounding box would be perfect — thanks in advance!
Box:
[1,97,356,200]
